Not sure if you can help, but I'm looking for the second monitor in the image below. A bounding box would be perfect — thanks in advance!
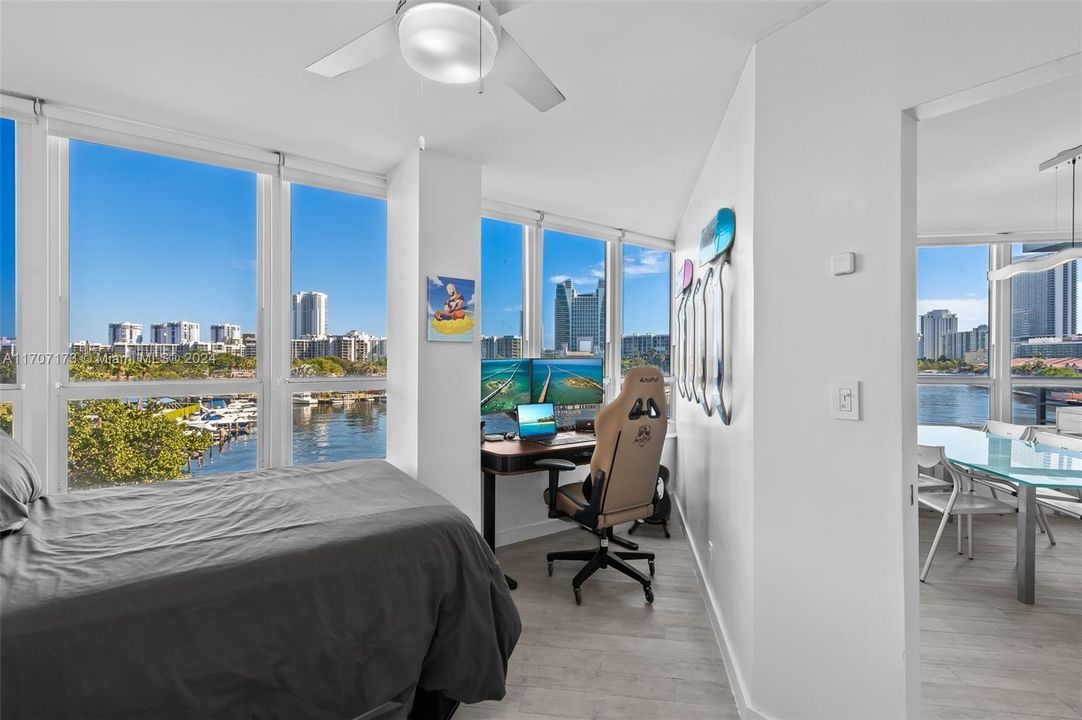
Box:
[530,358,604,406]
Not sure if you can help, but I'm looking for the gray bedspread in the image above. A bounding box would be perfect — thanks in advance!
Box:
[1,460,520,719]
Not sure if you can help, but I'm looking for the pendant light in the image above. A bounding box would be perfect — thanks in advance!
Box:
[988,144,1082,281]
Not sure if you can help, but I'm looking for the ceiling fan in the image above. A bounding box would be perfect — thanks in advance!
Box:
[306,0,565,113]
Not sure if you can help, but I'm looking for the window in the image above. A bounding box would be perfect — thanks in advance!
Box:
[289,183,387,463]
[68,141,257,381]
[1011,385,1082,426]
[917,384,989,427]
[0,401,11,436]
[1,118,15,386]
[480,218,523,359]
[67,395,257,491]
[543,230,606,359]
[289,184,386,378]
[916,245,990,426]
[1010,243,1081,378]
[292,392,387,465]
[621,244,670,375]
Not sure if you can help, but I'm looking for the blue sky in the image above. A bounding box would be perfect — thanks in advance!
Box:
[916,246,989,332]
[291,184,386,336]
[65,141,387,343]
[69,140,258,343]
[6,135,671,347]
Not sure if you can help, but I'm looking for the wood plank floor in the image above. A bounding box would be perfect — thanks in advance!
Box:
[919,510,1082,720]
[459,510,1080,719]
[456,515,739,720]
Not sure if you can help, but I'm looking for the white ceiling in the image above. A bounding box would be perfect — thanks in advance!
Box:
[0,0,817,239]
[918,73,1082,238]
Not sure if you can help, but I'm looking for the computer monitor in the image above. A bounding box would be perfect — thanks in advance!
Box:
[530,358,604,406]
[516,402,557,440]
[481,359,532,415]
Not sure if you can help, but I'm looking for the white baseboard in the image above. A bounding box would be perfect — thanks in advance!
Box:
[673,496,770,720]
[496,517,568,547]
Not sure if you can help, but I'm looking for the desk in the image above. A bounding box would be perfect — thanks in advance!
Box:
[918,425,1082,604]
[481,433,596,589]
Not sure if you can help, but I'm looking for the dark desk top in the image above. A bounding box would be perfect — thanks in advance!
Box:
[481,433,596,475]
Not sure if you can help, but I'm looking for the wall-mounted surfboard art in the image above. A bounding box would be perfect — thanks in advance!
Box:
[673,208,734,423]
[674,258,695,399]
[675,291,689,399]
[678,258,694,293]
[699,207,736,266]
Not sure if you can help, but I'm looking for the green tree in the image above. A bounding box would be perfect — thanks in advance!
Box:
[67,399,211,490]
[292,356,346,377]
[0,403,12,437]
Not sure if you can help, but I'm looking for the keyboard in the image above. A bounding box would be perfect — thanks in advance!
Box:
[531,434,594,447]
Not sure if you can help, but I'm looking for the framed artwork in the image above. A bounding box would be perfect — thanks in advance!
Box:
[427,275,476,342]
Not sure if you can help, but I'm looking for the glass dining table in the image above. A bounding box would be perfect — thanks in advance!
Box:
[918,424,1082,604]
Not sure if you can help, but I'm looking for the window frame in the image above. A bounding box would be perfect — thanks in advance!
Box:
[486,216,675,423]
[37,121,390,491]
[5,96,675,492]
[916,238,1082,427]
[282,178,389,465]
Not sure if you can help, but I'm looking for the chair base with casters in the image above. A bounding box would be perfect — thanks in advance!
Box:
[537,457,656,605]
[547,527,655,605]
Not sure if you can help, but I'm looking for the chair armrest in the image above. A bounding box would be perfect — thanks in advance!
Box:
[535,459,578,518]
[534,459,577,472]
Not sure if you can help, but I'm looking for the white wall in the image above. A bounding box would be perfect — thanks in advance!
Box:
[673,46,758,709]
[673,3,1082,719]
[387,150,482,528]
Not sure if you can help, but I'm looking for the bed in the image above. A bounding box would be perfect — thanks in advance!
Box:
[1,459,520,720]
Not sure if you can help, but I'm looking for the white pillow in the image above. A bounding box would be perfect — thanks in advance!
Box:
[0,432,44,534]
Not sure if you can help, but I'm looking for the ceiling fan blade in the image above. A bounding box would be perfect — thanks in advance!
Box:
[491,0,531,15]
[306,18,398,78]
[491,28,565,112]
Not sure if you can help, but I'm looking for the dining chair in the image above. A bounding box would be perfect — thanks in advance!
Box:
[974,422,1058,544]
[1028,431,1082,521]
[918,445,1017,582]
[983,420,1034,441]
[916,443,952,493]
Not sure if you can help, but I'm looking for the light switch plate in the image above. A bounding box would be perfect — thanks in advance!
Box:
[831,378,861,420]
[831,252,856,276]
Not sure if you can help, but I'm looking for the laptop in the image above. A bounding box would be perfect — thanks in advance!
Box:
[516,403,590,446]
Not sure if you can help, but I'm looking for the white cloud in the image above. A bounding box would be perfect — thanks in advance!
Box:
[549,274,572,284]
[917,298,988,334]
[624,249,669,277]
[503,304,522,312]
[429,276,443,288]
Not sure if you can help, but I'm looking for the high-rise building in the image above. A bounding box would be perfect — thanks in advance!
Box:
[941,324,988,361]
[150,321,200,345]
[108,321,143,345]
[553,279,605,356]
[1011,255,1077,341]
[481,335,522,359]
[918,309,957,359]
[210,323,242,345]
[292,291,328,339]
[621,333,671,358]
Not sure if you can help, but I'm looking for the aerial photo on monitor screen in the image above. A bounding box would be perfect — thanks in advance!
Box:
[481,359,532,414]
[531,359,604,406]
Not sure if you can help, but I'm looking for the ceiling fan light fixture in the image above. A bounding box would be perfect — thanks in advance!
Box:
[398,1,500,85]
